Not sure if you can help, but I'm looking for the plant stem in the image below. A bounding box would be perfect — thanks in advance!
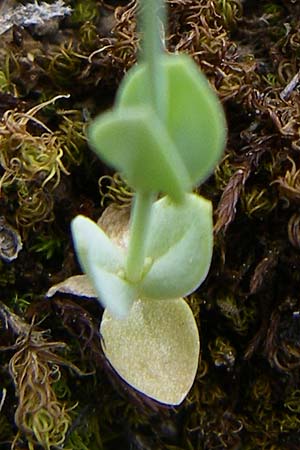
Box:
[141,0,166,119]
[126,191,155,283]
[125,0,166,283]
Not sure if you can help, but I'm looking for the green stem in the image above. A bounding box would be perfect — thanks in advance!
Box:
[126,191,155,283]
[140,0,166,119]
[125,0,166,283]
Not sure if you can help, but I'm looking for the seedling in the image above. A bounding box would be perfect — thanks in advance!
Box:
[71,0,226,404]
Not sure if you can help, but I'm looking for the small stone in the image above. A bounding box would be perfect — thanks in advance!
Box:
[0,217,22,262]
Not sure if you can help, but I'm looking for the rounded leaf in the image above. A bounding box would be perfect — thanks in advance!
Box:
[117,54,226,187]
[101,297,200,405]
[141,193,213,299]
[88,106,190,202]
[71,215,136,318]
[71,215,123,273]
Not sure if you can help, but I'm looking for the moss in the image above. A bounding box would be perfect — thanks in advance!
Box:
[70,0,100,26]
[1,0,300,448]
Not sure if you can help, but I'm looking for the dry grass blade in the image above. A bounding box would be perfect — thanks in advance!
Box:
[214,164,250,233]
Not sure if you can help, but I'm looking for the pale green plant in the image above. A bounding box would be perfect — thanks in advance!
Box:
[71,0,226,405]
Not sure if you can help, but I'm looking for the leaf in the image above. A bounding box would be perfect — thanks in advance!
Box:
[46,274,96,298]
[71,215,123,274]
[87,263,138,318]
[71,194,213,311]
[117,54,226,187]
[100,297,200,405]
[88,106,190,202]
[140,193,213,299]
[71,215,137,318]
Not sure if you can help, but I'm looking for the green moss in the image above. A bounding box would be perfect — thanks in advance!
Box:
[71,0,99,25]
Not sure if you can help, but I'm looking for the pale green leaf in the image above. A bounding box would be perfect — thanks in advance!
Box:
[88,106,190,202]
[87,262,137,318]
[140,193,213,298]
[71,215,136,318]
[100,297,200,405]
[71,215,123,274]
[117,54,226,187]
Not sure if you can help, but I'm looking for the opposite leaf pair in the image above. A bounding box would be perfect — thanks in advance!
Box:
[88,54,226,202]
[72,193,213,319]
